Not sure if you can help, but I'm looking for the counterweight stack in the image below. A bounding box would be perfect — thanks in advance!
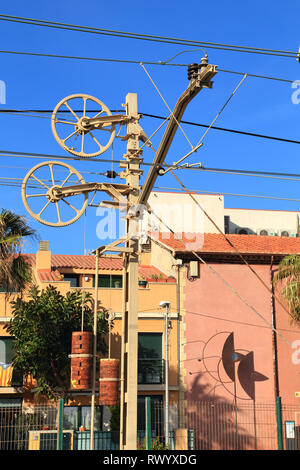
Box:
[70,331,93,390]
[99,358,120,406]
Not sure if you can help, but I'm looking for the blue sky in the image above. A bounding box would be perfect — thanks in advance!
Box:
[0,0,300,254]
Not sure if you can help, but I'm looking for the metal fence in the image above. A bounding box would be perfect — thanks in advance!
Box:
[184,400,300,450]
[0,405,58,450]
[0,400,299,450]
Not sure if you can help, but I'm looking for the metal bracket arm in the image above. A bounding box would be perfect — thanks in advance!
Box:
[137,63,218,206]
[48,182,133,201]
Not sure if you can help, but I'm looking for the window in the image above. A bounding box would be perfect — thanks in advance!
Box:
[93,275,123,289]
[138,333,163,384]
[0,337,23,387]
[63,274,80,287]
[137,395,163,432]
[63,406,102,431]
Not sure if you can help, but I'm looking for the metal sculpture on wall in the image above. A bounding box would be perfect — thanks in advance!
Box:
[188,331,269,450]
[192,331,268,401]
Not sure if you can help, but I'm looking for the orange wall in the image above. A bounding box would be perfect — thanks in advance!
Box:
[182,262,300,404]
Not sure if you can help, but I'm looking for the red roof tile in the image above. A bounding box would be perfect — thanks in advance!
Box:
[23,253,175,282]
[38,269,62,282]
[152,232,300,256]
[138,265,176,282]
[51,254,123,271]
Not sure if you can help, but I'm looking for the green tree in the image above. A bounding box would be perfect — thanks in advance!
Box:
[0,209,36,293]
[273,254,300,324]
[4,285,109,400]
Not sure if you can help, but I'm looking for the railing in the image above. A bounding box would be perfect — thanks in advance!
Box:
[1,400,300,450]
[138,358,164,384]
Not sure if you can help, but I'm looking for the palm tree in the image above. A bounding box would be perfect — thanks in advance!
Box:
[0,209,37,293]
[273,254,300,324]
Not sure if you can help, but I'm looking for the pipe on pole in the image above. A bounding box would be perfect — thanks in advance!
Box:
[90,248,99,450]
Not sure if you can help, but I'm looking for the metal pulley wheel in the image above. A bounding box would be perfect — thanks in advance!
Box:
[51,94,116,158]
[22,161,89,227]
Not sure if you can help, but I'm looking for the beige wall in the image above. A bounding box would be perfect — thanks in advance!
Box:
[225,207,299,236]
[148,191,225,234]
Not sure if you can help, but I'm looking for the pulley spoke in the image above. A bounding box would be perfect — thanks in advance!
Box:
[55,119,77,125]
[89,131,104,150]
[49,164,55,186]
[26,193,47,198]
[63,130,78,143]
[61,171,73,187]
[61,198,79,213]
[65,102,80,121]
[81,132,85,154]
[93,110,104,119]
[56,202,61,223]
[31,174,50,190]
[38,200,51,216]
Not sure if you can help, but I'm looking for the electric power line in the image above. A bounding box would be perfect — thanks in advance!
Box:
[0,49,296,84]
[1,148,300,183]
[0,14,298,59]
[1,108,300,147]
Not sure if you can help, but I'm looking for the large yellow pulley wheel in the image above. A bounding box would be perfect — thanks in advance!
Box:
[51,94,116,158]
[22,161,88,227]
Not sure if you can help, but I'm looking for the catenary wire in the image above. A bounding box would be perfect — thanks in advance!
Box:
[0,176,300,204]
[2,149,300,183]
[153,186,300,203]
[1,107,300,147]
[0,49,296,84]
[0,15,298,59]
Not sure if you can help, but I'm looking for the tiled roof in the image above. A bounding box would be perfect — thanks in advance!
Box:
[51,254,123,271]
[38,269,62,282]
[138,265,176,282]
[152,232,300,256]
[25,254,123,270]
[23,253,175,282]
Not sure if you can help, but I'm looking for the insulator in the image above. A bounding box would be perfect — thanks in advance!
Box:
[105,170,118,179]
[187,63,200,81]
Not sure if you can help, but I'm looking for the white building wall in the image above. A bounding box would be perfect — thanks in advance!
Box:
[146,191,300,237]
[224,208,299,237]
[148,191,224,234]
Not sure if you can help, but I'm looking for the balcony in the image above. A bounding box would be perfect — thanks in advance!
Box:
[138,358,164,385]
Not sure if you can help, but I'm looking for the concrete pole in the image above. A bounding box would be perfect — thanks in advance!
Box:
[165,303,169,447]
[119,93,142,450]
[90,248,99,450]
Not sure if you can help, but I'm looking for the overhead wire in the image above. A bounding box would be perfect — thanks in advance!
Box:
[0,49,296,84]
[2,107,300,147]
[0,174,299,204]
[0,14,298,59]
[2,149,300,183]
[153,186,300,203]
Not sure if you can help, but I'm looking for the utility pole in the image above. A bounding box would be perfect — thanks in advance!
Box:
[21,57,218,452]
[119,93,143,450]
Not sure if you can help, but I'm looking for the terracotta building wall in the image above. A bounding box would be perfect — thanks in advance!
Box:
[182,262,292,404]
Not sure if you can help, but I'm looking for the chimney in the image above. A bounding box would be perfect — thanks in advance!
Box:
[36,240,51,270]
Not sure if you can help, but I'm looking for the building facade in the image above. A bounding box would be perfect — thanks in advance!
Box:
[148,232,300,405]
[0,241,179,432]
